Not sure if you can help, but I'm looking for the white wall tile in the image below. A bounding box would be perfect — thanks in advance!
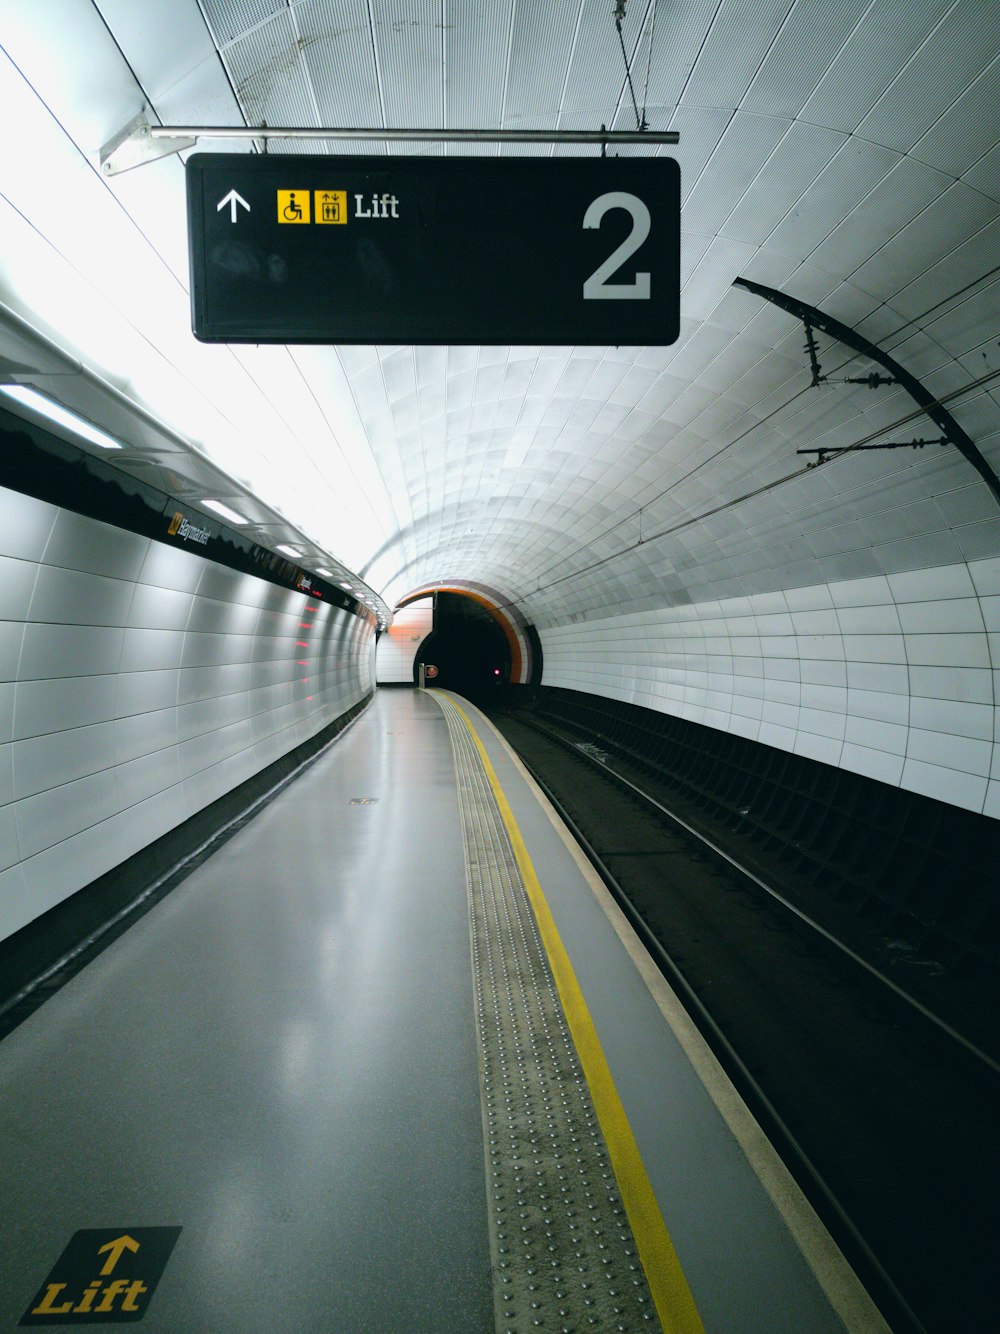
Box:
[0,554,39,620]
[0,622,25,682]
[19,623,125,679]
[2,497,373,943]
[799,707,846,740]
[900,758,987,810]
[840,743,906,786]
[115,669,179,717]
[794,732,844,765]
[27,566,135,627]
[846,662,909,693]
[115,749,182,807]
[969,556,1000,597]
[888,564,977,601]
[896,598,984,633]
[0,803,19,873]
[43,510,148,580]
[906,632,991,667]
[13,722,117,799]
[176,662,251,704]
[541,560,1000,818]
[14,675,119,739]
[15,769,119,859]
[114,710,177,763]
[909,665,992,703]
[0,487,57,562]
[0,863,30,938]
[127,583,192,630]
[907,728,992,777]
[119,626,184,673]
[845,715,908,754]
[0,684,12,746]
[137,541,205,593]
[836,604,902,634]
[908,697,993,740]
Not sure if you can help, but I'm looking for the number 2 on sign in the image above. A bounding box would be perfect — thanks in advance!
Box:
[582,191,651,300]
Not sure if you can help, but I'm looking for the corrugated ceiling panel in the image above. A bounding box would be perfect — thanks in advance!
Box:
[963,141,1000,200]
[851,185,999,299]
[222,8,317,127]
[801,0,954,132]
[721,122,848,245]
[641,0,724,111]
[297,0,382,130]
[670,106,733,203]
[763,138,903,256]
[680,0,797,110]
[503,1,581,125]
[856,3,1000,153]
[809,157,952,278]
[445,0,511,131]
[682,112,790,235]
[200,0,285,47]
[374,0,442,131]
[741,0,870,117]
[909,56,1000,177]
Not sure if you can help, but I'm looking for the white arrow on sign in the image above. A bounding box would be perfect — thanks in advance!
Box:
[217,189,250,223]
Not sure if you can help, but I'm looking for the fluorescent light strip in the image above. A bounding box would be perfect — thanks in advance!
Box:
[277,544,304,558]
[202,498,249,525]
[0,384,124,450]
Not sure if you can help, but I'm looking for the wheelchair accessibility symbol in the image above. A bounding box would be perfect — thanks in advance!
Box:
[277,189,311,224]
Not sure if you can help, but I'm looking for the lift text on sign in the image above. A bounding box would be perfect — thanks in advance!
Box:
[186,154,680,345]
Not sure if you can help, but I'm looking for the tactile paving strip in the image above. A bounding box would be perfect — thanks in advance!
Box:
[438,695,659,1332]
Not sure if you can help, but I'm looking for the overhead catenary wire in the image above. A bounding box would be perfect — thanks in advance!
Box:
[502,362,1000,611]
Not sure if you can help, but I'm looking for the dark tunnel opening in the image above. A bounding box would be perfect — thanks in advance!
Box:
[415,592,510,702]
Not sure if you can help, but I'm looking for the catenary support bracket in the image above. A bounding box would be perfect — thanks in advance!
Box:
[734,276,1000,507]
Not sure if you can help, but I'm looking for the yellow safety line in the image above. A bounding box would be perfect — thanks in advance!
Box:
[448,697,706,1334]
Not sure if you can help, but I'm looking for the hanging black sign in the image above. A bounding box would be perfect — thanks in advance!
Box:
[186,153,680,345]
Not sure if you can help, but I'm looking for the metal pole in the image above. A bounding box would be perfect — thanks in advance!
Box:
[151,125,679,145]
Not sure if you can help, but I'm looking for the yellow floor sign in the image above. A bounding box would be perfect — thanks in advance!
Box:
[20,1228,181,1325]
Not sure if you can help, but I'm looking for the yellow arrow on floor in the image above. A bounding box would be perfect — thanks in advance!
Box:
[97,1235,140,1276]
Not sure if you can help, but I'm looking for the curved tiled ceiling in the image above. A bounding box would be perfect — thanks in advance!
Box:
[0,0,997,635]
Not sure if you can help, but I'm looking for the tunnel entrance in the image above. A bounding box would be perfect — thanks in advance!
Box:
[416,592,510,702]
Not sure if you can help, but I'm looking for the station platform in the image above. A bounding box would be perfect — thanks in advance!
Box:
[0,688,889,1332]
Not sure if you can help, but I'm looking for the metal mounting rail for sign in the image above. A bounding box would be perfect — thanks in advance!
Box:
[100,113,679,175]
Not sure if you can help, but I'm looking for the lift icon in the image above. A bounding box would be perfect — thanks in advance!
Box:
[20,1227,181,1324]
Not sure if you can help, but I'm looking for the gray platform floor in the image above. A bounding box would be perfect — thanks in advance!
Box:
[0,689,880,1331]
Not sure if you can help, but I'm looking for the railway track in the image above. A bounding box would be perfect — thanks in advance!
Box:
[486,705,1000,1334]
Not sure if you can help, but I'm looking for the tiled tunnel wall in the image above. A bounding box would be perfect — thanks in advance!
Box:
[0,484,376,945]
[540,558,1000,819]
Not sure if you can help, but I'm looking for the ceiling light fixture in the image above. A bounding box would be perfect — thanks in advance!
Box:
[277,543,304,558]
[0,384,124,450]
[202,499,248,525]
